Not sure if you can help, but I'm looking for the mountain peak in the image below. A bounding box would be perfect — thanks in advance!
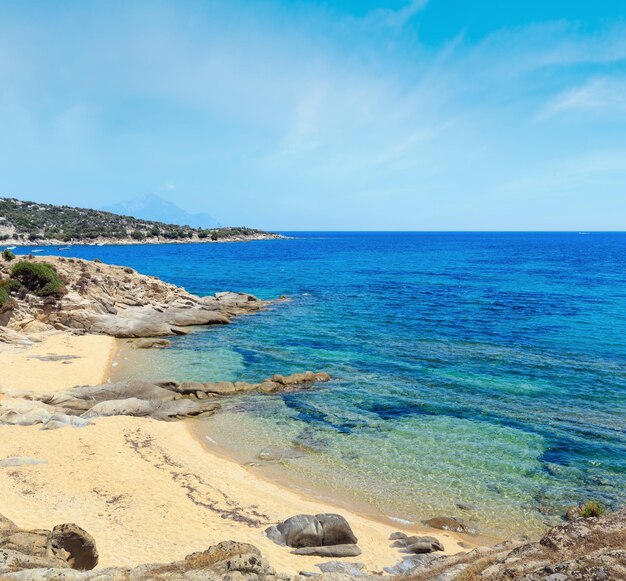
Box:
[103,195,220,229]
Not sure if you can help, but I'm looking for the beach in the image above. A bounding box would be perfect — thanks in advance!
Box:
[0,331,471,576]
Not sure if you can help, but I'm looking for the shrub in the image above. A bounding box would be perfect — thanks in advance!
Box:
[2,249,15,261]
[130,230,145,240]
[0,286,8,307]
[0,278,22,293]
[581,501,605,518]
[10,261,66,297]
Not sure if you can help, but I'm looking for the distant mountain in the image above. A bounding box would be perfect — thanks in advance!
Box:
[102,194,220,229]
[0,197,282,244]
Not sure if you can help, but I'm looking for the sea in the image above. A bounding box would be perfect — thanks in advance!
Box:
[17,232,626,539]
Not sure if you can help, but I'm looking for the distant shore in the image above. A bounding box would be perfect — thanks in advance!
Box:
[1,232,287,247]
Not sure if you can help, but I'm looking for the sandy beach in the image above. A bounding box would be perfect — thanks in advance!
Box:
[0,332,117,393]
[0,332,472,576]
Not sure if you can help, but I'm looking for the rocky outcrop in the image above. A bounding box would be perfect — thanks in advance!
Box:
[0,518,98,573]
[0,372,332,428]
[385,508,626,579]
[0,256,272,338]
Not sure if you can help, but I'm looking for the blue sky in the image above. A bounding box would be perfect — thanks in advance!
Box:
[1,0,625,230]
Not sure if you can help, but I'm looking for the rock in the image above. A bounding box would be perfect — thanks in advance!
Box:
[133,338,172,349]
[389,531,408,540]
[405,541,440,554]
[315,561,366,576]
[0,397,57,426]
[50,524,99,570]
[2,371,330,428]
[0,457,47,468]
[292,544,362,558]
[41,414,94,430]
[423,516,477,535]
[316,514,358,546]
[566,505,582,521]
[202,382,238,395]
[0,515,17,532]
[0,519,98,572]
[266,514,357,548]
[391,535,444,553]
[82,398,220,421]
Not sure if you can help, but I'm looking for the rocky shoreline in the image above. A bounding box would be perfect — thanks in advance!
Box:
[1,254,624,580]
[1,507,624,579]
[0,255,274,339]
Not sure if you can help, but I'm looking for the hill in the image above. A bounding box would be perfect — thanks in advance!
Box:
[102,194,220,229]
[0,198,282,245]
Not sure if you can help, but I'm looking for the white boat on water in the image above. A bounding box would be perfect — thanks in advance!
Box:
[59,246,71,250]
[6,246,16,250]
[32,249,44,253]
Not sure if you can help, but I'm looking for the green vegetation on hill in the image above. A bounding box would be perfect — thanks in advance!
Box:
[10,261,66,297]
[0,198,275,243]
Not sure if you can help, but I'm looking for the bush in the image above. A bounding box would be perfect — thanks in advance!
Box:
[10,261,66,297]
[2,249,15,261]
[130,230,145,240]
[581,501,605,518]
[0,286,8,307]
[0,278,22,293]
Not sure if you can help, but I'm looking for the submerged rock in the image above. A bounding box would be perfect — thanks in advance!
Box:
[423,516,477,535]
[133,338,172,349]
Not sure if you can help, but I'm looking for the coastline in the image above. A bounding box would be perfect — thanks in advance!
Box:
[1,233,286,248]
[0,332,475,575]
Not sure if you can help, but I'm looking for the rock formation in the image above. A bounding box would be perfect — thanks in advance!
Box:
[0,372,332,428]
[266,514,361,558]
[0,516,98,573]
[0,256,272,338]
[384,507,626,579]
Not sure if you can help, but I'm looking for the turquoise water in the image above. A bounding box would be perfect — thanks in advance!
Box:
[22,233,626,537]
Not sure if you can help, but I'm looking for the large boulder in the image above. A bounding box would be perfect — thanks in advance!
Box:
[266,514,357,548]
[0,519,98,572]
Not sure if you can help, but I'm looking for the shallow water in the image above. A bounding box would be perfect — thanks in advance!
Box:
[24,232,626,538]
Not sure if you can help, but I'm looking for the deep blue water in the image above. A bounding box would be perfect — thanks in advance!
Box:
[16,233,626,537]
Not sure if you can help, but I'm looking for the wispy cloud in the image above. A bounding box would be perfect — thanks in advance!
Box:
[539,77,626,119]
[368,0,429,28]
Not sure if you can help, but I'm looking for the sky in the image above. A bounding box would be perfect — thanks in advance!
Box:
[0,0,625,230]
